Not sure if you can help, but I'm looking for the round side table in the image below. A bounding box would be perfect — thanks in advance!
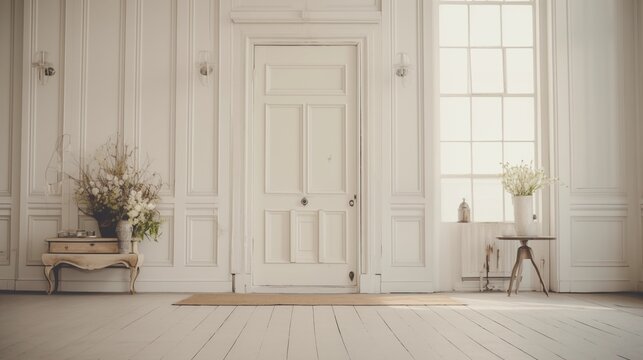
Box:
[496,236,556,296]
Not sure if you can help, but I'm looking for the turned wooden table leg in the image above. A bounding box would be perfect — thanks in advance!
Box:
[515,260,523,295]
[507,247,522,296]
[44,265,55,294]
[529,247,549,296]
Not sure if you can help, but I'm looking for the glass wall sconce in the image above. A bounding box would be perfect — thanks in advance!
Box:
[394,52,411,78]
[32,51,56,85]
[198,50,215,86]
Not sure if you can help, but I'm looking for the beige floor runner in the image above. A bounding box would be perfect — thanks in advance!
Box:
[174,293,463,306]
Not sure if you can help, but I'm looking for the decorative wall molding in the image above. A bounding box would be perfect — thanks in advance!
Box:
[390,0,424,197]
[230,11,381,24]
[186,0,218,197]
[0,0,16,197]
[570,216,628,267]
[134,0,178,197]
[0,212,10,265]
[185,208,218,267]
[26,210,61,266]
[27,0,65,197]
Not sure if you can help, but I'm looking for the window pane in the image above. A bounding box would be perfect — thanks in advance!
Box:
[471,49,504,93]
[473,178,504,222]
[504,142,534,165]
[472,97,502,140]
[472,142,502,174]
[441,97,471,141]
[440,49,469,94]
[442,178,472,222]
[504,191,514,222]
[440,5,468,47]
[506,49,534,94]
[504,97,535,140]
[502,5,533,47]
[441,142,471,174]
[470,5,501,47]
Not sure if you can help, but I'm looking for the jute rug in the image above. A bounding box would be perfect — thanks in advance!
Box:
[174,293,462,306]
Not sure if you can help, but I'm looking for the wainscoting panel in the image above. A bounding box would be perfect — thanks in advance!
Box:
[137,0,177,197]
[138,208,174,266]
[571,216,628,267]
[0,0,13,197]
[567,0,628,195]
[28,0,64,197]
[390,0,423,196]
[26,209,62,266]
[187,0,218,197]
[551,0,640,292]
[185,208,218,267]
[82,0,124,158]
[0,212,9,265]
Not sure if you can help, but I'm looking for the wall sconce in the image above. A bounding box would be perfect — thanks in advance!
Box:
[32,51,56,85]
[198,51,214,86]
[394,52,411,78]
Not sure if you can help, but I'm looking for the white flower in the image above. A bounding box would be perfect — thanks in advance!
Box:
[147,203,156,210]
[89,181,95,186]
[135,204,142,212]
[123,174,128,180]
[128,210,139,219]
[91,188,99,195]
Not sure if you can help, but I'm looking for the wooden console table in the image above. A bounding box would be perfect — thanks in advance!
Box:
[497,236,555,297]
[42,253,144,294]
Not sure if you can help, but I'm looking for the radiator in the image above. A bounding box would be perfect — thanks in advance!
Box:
[460,223,518,279]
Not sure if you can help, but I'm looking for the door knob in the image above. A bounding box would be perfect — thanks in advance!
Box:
[301,197,308,206]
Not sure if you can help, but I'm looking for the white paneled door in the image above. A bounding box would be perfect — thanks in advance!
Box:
[252,45,359,290]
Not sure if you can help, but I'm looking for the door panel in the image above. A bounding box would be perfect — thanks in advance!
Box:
[253,45,358,289]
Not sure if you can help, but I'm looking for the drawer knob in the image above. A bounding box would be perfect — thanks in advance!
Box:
[90,243,95,246]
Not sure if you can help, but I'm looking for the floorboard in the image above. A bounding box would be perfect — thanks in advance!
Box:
[0,292,642,360]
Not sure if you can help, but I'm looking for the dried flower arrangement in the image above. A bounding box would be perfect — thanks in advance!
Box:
[501,161,557,197]
[70,141,162,240]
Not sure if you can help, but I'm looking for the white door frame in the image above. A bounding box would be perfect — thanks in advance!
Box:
[249,41,363,293]
[224,22,384,293]
[250,44,361,293]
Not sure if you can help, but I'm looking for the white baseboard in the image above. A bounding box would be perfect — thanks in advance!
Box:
[358,274,381,293]
[557,279,633,293]
[14,279,232,293]
[380,281,434,293]
[246,286,357,293]
[0,279,16,291]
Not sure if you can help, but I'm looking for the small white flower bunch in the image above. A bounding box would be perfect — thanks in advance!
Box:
[126,189,157,226]
[501,161,557,196]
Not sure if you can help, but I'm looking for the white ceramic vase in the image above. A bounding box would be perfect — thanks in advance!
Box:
[513,195,537,236]
[116,220,132,254]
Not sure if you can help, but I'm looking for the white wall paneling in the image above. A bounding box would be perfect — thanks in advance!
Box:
[550,0,641,292]
[0,0,22,286]
[14,0,231,292]
[380,0,434,293]
[8,0,643,293]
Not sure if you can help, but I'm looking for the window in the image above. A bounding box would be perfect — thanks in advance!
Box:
[439,0,538,222]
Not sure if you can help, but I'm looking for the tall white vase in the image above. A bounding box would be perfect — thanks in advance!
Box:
[513,195,536,236]
[116,220,132,254]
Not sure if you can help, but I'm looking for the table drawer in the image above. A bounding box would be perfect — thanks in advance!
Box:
[49,241,119,254]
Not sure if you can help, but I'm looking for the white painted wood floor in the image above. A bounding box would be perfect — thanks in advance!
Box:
[1,292,642,360]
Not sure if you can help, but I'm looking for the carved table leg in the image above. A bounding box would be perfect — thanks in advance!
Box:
[129,266,140,294]
[44,265,55,294]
